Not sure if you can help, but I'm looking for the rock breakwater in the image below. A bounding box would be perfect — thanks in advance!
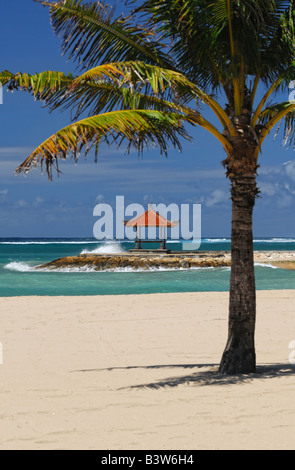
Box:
[37,252,231,271]
[36,251,295,271]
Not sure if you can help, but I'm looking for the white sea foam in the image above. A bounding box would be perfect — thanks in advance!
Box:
[39,265,226,274]
[8,261,282,274]
[4,261,36,272]
[202,238,295,243]
[3,261,226,274]
[3,262,98,273]
[2,259,281,274]
[40,265,98,273]
[253,238,295,243]
[81,242,125,254]
[254,262,278,269]
[204,238,230,243]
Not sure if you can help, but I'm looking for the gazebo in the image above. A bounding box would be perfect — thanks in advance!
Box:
[124,203,178,251]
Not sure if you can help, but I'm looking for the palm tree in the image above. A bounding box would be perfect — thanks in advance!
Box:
[2,0,295,374]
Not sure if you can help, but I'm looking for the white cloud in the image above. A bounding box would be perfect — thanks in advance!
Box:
[0,189,8,205]
[34,196,45,206]
[283,160,295,182]
[259,182,279,197]
[258,165,281,176]
[205,189,228,207]
[15,199,28,208]
[284,183,295,195]
[277,194,294,208]
[0,146,33,156]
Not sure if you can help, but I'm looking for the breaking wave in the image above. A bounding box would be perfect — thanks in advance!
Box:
[81,242,125,254]
[36,265,224,273]
[254,262,278,269]
[204,238,229,243]
[3,261,229,274]
[4,261,36,272]
[253,238,295,243]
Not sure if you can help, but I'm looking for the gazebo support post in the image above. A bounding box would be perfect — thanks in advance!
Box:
[138,227,142,249]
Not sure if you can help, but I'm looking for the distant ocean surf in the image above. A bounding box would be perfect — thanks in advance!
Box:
[0,238,295,296]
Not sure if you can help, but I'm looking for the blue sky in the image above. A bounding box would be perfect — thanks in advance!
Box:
[0,0,295,238]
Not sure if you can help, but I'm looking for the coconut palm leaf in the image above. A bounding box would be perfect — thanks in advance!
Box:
[1,60,213,110]
[15,105,233,179]
[133,1,294,90]
[49,81,198,120]
[259,100,295,123]
[35,0,172,69]
[70,63,198,108]
[258,2,295,84]
[0,66,199,117]
[54,82,197,119]
[0,70,76,101]
[1,63,235,133]
[71,61,185,95]
[65,61,235,132]
[255,100,295,154]
[0,67,202,125]
[251,62,295,128]
[15,109,202,179]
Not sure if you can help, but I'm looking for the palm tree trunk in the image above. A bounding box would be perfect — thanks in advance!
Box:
[219,172,257,374]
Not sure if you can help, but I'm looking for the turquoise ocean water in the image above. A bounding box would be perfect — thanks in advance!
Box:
[0,238,295,296]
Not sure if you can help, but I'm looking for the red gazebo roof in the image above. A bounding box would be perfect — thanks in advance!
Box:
[124,204,178,228]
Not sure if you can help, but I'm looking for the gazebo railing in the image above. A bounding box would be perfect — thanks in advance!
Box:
[134,239,167,250]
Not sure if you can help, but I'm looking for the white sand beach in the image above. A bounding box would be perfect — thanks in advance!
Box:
[0,290,295,450]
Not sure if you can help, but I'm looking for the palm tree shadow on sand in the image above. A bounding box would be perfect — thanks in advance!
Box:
[73,363,295,390]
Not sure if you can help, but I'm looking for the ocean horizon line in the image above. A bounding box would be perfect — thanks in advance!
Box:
[0,236,294,242]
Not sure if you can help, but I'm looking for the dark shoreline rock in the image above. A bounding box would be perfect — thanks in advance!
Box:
[36,251,295,271]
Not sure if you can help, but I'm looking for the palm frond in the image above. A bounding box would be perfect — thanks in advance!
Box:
[272,61,295,92]
[0,65,201,117]
[254,100,295,158]
[0,70,15,86]
[70,61,235,132]
[35,0,172,69]
[132,0,227,88]
[133,1,295,90]
[0,70,75,101]
[259,100,295,125]
[15,109,200,179]
[71,61,203,105]
[251,60,295,127]
[2,63,234,133]
[56,81,196,119]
